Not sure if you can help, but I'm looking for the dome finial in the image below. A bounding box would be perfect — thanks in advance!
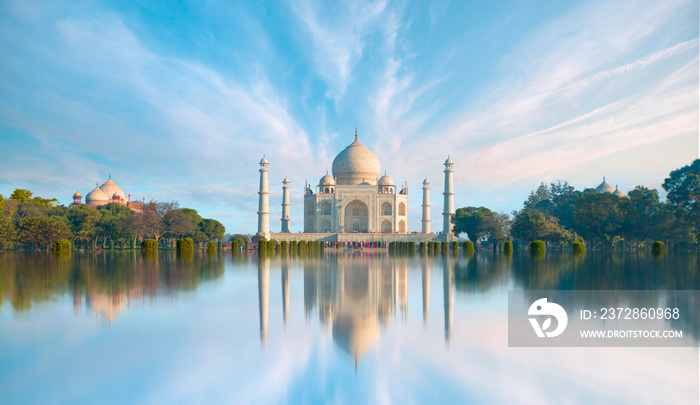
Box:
[109,173,111,180]
[355,127,358,141]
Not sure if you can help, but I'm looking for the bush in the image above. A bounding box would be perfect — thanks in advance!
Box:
[419,241,427,255]
[207,241,216,254]
[463,241,474,256]
[451,241,459,255]
[651,241,666,256]
[529,240,546,257]
[267,240,275,255]
[177,238,195,255]
[141,239,158,254]
[441,241,448,256]
[298,240,307,255]
[53,239,72,254]
[231,240,239,254]
[572,241,586,256]
[503,241,513,256]
[258,240,267,255]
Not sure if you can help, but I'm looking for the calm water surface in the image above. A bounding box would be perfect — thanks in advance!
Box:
[0,251,698,404]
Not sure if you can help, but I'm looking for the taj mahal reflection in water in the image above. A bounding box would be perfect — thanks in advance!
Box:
[257,254,456,364]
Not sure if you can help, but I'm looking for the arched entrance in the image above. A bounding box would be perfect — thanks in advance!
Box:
[344,200,368,233]
[398,202,406,216]
[320,201,331,215]
[320,219,331,232]
[381,202,392,215]
[381,220,392,233]
[398,220,406,233]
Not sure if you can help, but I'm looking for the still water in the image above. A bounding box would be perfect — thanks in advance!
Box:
[0,251,698,404]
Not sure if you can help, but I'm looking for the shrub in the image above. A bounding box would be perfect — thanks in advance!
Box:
[572,241,586,256]
[231,240,239,254]
[258,240,267,255]
[451,241,459,255]
[651,241,666,256]
[463,241,474,256]
[53,239,72,254]
[141,239,158,254]
[419,241,426,255]
[441,241,448,256]
[298,240,307,255]
[177,238,195,255]
[207,241,216,254]
[529,240,546,257]
[267,240,275,254]
[503,241,513,256]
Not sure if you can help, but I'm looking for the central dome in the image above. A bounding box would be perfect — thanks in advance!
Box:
[331,136,381,185]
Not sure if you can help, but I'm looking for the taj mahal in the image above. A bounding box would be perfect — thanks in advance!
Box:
[256,129,456,243]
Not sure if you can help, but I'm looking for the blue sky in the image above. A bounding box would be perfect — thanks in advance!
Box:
[0,0,697,234]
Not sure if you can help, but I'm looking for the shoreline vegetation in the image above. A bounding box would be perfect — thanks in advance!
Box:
[0,159,697,255]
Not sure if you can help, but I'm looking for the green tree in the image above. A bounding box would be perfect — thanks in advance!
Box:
[18,217,72,252]
[67,205,101,248]
[663,159,699,234]
[10,189,33,202]
[511,210,571,243]
[9,189,58,207]
[0,216,16,249]
[573,192,627,253]
[480,212,512,243]
[523,183,552,212]
[453,206,494,241]
[229,234,250,247]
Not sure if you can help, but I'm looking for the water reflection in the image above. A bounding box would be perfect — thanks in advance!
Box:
[300,255,412,363]
[0,251,224,323]
[0,251,697,403]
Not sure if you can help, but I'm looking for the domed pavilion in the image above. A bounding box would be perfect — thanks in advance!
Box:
[303,130,410,233]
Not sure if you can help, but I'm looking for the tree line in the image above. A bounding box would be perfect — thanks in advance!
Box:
[453,159,699,252]
[0,189,225,252]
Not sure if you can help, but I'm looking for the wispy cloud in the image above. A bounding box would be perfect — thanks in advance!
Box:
[289,0,390,101]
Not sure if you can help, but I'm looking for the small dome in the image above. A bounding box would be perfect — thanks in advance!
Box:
[359,179,371,185]
[260,156,269,165]
[613,186,626,198]
[332,135,381,186]
[378,174,394,186]
[283,177,290,185]
[422,178,430,186]
[100,178,126,200]
[444,156,453,165]
[73,191,82,198]
[319,174,335,186]
[85,186,109,204]
[149,199,156,204]
[595,177,615,193]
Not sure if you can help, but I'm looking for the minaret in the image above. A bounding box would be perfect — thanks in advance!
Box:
[258,257,270,346]
[422,178,431,233]
[257,156,270,240]
[281,177,291,233]
[442,157,454,235]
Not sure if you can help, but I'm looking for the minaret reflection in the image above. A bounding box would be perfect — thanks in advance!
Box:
[443,256,454,344]
[282,257,290,327]
[422,257,430,325]
[258,257,270,346]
